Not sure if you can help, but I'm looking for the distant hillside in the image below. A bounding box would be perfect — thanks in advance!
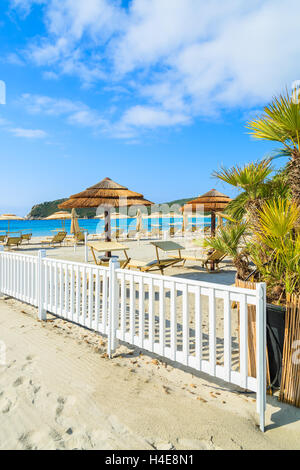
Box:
[28,197,194,219]
[161,197,194,207]
[28,199,97,219]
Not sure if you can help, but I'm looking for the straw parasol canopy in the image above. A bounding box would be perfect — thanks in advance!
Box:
[183,189,231,236]
[59,177,153,253]
[45,211,72,220]
[59,177,153,210]
[45,211,71,230]
[0,214,24,233]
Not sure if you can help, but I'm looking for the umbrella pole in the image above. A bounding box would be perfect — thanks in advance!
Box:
[211,211,216,237]
[159,212,162,238]
[211,211,216,271]
[170,211,174,237]
[105,209,111,257]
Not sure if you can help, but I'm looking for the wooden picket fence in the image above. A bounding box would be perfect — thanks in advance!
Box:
[235,279,271,390]
[279,294,300,407]
[0,249,267,431]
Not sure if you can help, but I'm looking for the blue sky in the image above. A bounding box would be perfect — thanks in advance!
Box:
[0,0,298,216]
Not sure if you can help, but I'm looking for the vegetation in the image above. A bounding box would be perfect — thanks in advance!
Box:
[202,223,251,280]
[203,156,299,304]
[28,199,97,219]
[249,199,300,302]
[203,90,300,304]
[213,161,289,229]
[247,91,300,204]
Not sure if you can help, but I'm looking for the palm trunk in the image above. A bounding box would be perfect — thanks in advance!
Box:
[288,153,300,205]
[245,198,265,237]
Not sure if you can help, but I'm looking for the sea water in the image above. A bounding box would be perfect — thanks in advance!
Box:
[0,216,212,237]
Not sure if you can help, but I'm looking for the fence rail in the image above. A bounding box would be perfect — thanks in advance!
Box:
[0,248,266,431]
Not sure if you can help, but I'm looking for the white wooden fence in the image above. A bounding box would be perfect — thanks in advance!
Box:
[0,249,267,431]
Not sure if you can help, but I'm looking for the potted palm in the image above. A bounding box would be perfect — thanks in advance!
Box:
[209,160,297,390]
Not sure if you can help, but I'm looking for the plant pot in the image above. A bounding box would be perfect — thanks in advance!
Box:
[266,303,286,390]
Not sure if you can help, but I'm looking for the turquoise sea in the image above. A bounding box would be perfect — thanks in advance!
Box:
[0,216,212,237]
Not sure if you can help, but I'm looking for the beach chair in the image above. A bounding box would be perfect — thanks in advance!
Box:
[127,241,185,275]
[126,230,137,240]
[111,229,124,240]
[169,247,227,272]
[41,231,67,247]
[1,236,22,250]
[150,228,163,239]
[21,233,32,244]
[200,250,227,271]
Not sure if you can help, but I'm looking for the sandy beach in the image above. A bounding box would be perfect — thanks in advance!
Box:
[1,290,300,450]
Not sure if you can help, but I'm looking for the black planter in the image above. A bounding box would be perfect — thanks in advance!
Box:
[266,303,286,390]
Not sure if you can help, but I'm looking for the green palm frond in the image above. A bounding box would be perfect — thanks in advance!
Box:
[224,192,248,222]
[257,198,300,241]
[247,91,300,150]
[213,160,273,195]
[203,223,247,258]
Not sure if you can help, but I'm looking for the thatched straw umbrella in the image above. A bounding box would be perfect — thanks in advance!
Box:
[183,189,231,236]
[0,214,24,233]
[59,177,153,255]
[45,210,72,230]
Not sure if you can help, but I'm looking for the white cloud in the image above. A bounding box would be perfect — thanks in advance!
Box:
[5,53,25,66]
[20,93,80,115]
[121,105,190,128]
[10,127,47,138]
[9,0,300,136]
[19,93,108,132]
[10,0,46,16]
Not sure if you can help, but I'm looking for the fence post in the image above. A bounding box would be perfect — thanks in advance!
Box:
[107,257,120,358]
[84,232,88,263]
[256,282,267,432]
[37,250,47,321]
[0,246,3,298]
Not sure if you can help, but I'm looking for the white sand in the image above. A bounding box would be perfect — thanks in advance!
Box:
[1,296,300,450]
[1,238,300,450]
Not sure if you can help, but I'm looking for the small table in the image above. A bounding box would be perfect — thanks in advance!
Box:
[88,241,131,268]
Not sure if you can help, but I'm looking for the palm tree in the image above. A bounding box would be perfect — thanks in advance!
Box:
[247,91,300,204]
[202,223,251,280]
[248,198,300,302]
[212,159,273,229]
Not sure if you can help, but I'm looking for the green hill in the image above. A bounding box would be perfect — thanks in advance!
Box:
[28,199,97,219]
[28,197,194,219]
[160,197,194,207]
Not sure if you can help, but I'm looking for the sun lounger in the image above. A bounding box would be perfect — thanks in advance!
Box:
[201,250,227,271]
[111,229,124,240]
[21,233,32,244]
[65,231,87,246]
[1,236,22,250]
[168,247,226,272]
[127,241,185,275]
[126,230,137,240]
[41,231,67,247]
[150,228,163,239]
[0,235,6,243]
